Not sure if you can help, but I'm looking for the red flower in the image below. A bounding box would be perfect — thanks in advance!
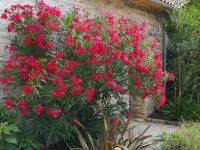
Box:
[89,39,106,55]
[50,77,68,98]
[157,95,166,108]
[110,117,119,123]
[45,60,58,74]
[50,76,61,83]
[117,16,127,25]
[1,13,7,19]
[41,72,48,80]
[0,76,13,84]
[70,85,83,95]
[10,13,21,21]
[65,32,72,46]
[91,73,103,81]
[112,84,122,91]
[23,37,32,46]
[111,50,121,60]
[87,56,100,65]
[34,33,46,49]
[7,23,15,32]
[44,41,54,50]
[53,51,64,59]
[168,72,175,81]
[70,75,82,86]
[58,82,68,90]
[140,86,147,100]
[104,57,111,66]
[105,71,114,87]
[45,21,58,31]
[47,108,62,119]
[149,40,157,49]
[74,48,84,55]
[133,74,141,88]
[70,58,79,68]
[141,21,147,31]
[83,87,95,102]
[4,9,11,14]
[4,98,16,110]
[50,89,66,98]
[105,78,114,87]
[70,116,80,126]
[83,33,92,40]
[34,105,43,115]
[18,67,28,77]
[153,69,162,80]
[18,99,29,116]
[21,85,32,95]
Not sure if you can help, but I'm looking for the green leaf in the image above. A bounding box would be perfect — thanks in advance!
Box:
[5,137,18,145]
[31,142,40,150]
[9,125,20,133]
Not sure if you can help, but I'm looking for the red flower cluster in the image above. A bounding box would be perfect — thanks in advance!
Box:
[133,74,141,88]
[45,60,58,74]
[70,75,83,95]
[13,55,42,82]
[83,87,95,102]
[0,75,13,84]
[50,76,68,98]
[47,108,62,119]
[110,117,119,123]
[112,84,122,92]
[91,73,103,81]
[105,71,114,87]
[37,0,60,21]
[4,98,16,109]
[34,105,43,116]
[45,21,58,32]
[21,85,32,95]
[18,99,29,116]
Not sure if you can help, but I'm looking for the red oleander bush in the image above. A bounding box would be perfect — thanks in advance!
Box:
[0,0,173,148]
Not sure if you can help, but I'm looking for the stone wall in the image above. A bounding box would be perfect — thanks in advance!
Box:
[0,0,166,118]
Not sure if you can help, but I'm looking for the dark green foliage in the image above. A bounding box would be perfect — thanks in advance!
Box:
[160,99,200,121]
[0,122,20,150]
[0,107,41,150]
[165,0,200,100]
[164,0,200,121]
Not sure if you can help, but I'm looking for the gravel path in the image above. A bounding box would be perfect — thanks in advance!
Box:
[127,120,178,149]
[130,121,177,137]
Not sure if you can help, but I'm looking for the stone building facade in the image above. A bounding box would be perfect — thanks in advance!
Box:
[0,0,170,119]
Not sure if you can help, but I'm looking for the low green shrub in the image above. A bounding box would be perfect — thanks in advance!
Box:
[157,122,200,150]
[0,105,41,150]
[160,99,200,121]
[0,121,41,150]
[0,122,20,150]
